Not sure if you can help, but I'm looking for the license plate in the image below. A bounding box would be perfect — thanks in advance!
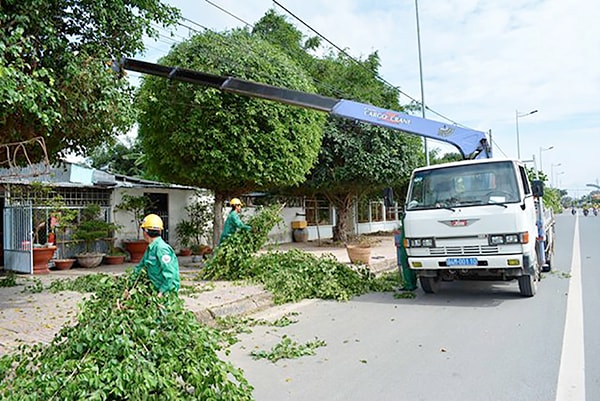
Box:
[446,257,478,266]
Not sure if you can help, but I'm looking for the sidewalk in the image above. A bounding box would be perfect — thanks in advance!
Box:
[0,235,400,356]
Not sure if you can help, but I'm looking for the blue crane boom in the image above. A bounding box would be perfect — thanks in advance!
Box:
[119,58,491,160]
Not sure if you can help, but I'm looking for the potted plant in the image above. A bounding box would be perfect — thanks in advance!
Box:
[176,198,213,258]
[72,204,114,268]
[191,244,213,262]
[20,182,59,274]
[103,227,127,265]
[175,219,195,256]
[50,197,79,270]
[345,235,378,265]
[115,193,154,263]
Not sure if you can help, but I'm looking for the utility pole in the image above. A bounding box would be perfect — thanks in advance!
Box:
[415,0,428,165]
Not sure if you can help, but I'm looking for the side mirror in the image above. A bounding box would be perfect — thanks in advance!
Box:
[531,180,544,197]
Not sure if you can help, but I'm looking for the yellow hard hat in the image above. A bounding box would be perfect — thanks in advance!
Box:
[230,198,243,206]
[140,214,164,230]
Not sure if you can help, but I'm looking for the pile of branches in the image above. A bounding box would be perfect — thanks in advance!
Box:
[0,272,253,400]
[202,203,398,303]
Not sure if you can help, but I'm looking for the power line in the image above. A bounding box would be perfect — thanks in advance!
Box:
[151,17,354,100]
[202,0,253,28]
[148,2,486,142]
[270,1,405,97]
[270,1,473,129]
[196,2,397,106]
[197,0,481,131]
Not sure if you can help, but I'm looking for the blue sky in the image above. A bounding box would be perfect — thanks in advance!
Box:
[137,0,600,198]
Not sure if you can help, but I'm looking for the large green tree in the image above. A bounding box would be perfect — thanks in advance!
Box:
[0,0,179,163]
[136,29,325,244]
[254,11,424,241]
[307,119,422,240]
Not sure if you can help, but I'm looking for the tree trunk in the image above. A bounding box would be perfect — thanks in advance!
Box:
[212,192,227,247]
[329,194,354,243]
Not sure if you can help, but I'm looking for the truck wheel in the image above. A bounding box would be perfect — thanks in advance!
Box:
[419,276,439,294]
[518,274,537,297]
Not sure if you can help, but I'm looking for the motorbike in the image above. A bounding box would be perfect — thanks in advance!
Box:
[594,209,598,216]
[583,208,589,216]
[571,208,577,215]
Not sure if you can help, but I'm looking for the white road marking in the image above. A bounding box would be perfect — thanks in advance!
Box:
[556,215,586,401]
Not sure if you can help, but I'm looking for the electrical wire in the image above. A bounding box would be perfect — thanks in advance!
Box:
[150,18,353,100]
[270,0,470,128]
[202,0,253,28]
[143,1,488,144]
[199,0,483,132]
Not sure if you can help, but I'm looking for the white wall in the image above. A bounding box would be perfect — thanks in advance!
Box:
[269,205,401,244]
[238,205,337,244]
[111,188,197,249]
[111,190,403,248]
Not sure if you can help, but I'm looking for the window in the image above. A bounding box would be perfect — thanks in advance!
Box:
[406,161,520,210]
[386,204,400,221]
[358,199,384,223]
[371,201,383,222]
[305,197,331,225]
[519,166,531,195]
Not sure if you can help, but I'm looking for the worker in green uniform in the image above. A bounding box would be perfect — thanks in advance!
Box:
[219,198,251,245]
[132,213,180,296]
[398,224,418,291]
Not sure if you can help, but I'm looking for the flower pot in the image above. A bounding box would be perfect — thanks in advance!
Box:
[123,240,148,263]
[179,248,192,257]
[76,253,105,268]
[193,245,212,258]
[292,228,309,243]
[346,244,371,265]
[53,258,76,270]
[103,255,126,265]
[199,245,212,255]
[33,246,57,275]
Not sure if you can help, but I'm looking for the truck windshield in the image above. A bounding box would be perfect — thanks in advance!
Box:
[406,161,520,210]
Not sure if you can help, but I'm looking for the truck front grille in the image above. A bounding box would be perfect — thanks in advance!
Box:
[429,245,499,256]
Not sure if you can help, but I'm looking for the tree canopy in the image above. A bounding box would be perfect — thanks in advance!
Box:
[137,29,325,191]
[253,11,424,240]
[136,28,326,243]
[0,0,180,163]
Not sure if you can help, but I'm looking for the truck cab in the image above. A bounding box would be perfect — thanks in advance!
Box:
[403,158,549,297]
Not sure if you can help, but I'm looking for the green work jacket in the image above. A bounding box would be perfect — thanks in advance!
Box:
[134,237,180,294]
[219,210,251,244]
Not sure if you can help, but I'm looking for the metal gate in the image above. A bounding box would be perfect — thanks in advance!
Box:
[3,204,33,274]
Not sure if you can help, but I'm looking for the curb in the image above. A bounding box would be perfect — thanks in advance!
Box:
[369,258,398,276]
[190,291,274,325]
[187,260,397,325]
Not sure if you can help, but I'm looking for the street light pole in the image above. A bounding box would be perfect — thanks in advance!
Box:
[515,109,538,159]
[539,145,554,173]
[551,163,562,187]
[556,172,565,188]
[415,0,429,165]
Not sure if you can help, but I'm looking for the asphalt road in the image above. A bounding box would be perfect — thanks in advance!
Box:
[225,213,597,401]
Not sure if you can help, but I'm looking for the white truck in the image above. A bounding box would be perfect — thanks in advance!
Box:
[403,158,555,297]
